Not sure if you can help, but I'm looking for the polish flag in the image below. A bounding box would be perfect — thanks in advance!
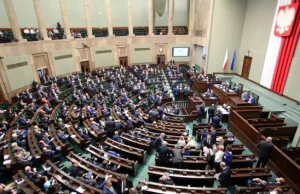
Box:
[223,49,228,70]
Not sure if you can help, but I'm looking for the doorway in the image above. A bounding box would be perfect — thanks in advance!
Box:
[119,57,128,68]
[37,69,50,83]
[241,56,252,79]
[80,61,90,72]
[157,55,165,65]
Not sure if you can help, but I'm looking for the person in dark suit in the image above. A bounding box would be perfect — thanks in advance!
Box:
[256,137,274,167]
[212,116,222,128]
[202,134,214,149]
[69,161,80,178]
[248,94,255,104]
[154,133,165,151]
[173,86,180,101]
[112,131,123,143]
[103,180,117,194]
[157,141,172,167]
[116,174,133,194]
[207,104,216,123]
[105,118,116,138]
[217,162,231,187]
[172,149,183,168]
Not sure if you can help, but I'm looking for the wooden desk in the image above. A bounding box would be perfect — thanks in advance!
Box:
[148,165,215,187]
[139,180,227,194]
[212,84,248,106]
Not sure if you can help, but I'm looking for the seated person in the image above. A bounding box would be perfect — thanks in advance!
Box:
[182,147,190,156]
[76,171,92,185]
[248,94,255,104]
[112,131,123,143]
[249,177,285,187]
[159,172,174,185]
[242,91,250,101]
[98,160,120,172]
[108,147,120,157]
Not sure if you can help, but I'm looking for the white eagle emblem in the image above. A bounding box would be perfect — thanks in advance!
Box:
[276,6,296,34]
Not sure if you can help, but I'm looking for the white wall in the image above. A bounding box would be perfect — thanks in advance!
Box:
[66,0,85,28]
[0,0,188,29]
[41,0,63,28]
[283,40,300,101]
[236,0,277,83]
[154,1,169,27]
[207,0,247,73]
[90,0,107,28]
[13,0,38,28]
[111,0,128,27]
[2,55,35,90]
[0,0,10,27]
[132,0,148,27]
[173,0,188,26]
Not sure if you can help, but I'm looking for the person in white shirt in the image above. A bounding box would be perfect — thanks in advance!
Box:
[214,145,224,173]
[0,30,3,37]
[177,136,186,147]
[48,31,53,38]
[186,136,196,147]
[30,28,36,34]
[53,28,59,34]
[24,27,30,34]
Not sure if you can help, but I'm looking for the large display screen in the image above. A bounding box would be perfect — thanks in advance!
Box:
[172,47,190,57]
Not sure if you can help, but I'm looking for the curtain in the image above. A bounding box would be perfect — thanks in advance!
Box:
[154,0,167,17]
[260,0,292,88]
[271,0,300,93]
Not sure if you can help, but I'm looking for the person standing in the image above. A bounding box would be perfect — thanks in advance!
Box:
[116,174,133,194]
[216,162,231,187]
[157,141,172,167]
[256,137,274,167]
[207,104,216,123]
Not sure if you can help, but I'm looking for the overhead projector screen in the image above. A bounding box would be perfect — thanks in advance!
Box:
[172,47,190,57]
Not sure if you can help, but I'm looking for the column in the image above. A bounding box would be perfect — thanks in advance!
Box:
[59,0,72,39]
[33,0,50,40]
[148,0,154,36]
[3,0,26,42]
[127,0,134,36]
[168,0,174,35]
[105,0,114,37]
[188,0,195,36]
[84,0,94,38]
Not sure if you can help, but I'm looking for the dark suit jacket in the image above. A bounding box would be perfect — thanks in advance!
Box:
[172,149,183,163]
[257,140,274,159]
[218,167,231,187]
[202,137,214,148]
[69,165,79,178]
[116,179,133,194]
[103,186,117,194]
[154,137,163,150]
[157,146,172,163]
[105,121,115,132]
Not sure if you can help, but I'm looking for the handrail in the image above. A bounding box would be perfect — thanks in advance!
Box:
[229,109,300,193]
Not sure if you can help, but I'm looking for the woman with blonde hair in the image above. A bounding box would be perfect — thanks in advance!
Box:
[177,136,186,147]
[186,136,196,147]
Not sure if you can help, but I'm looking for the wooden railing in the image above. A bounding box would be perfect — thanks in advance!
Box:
[228,110,300,193]
[162,101,198,122]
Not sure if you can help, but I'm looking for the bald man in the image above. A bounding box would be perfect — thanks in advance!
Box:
[256,137,274,167]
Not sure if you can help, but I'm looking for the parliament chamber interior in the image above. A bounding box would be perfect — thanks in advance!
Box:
[0,0,300,194]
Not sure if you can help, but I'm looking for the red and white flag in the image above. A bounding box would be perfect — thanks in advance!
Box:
[223,49,228,70]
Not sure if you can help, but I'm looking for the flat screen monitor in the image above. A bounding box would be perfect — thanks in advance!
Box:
[172,47,190,57]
